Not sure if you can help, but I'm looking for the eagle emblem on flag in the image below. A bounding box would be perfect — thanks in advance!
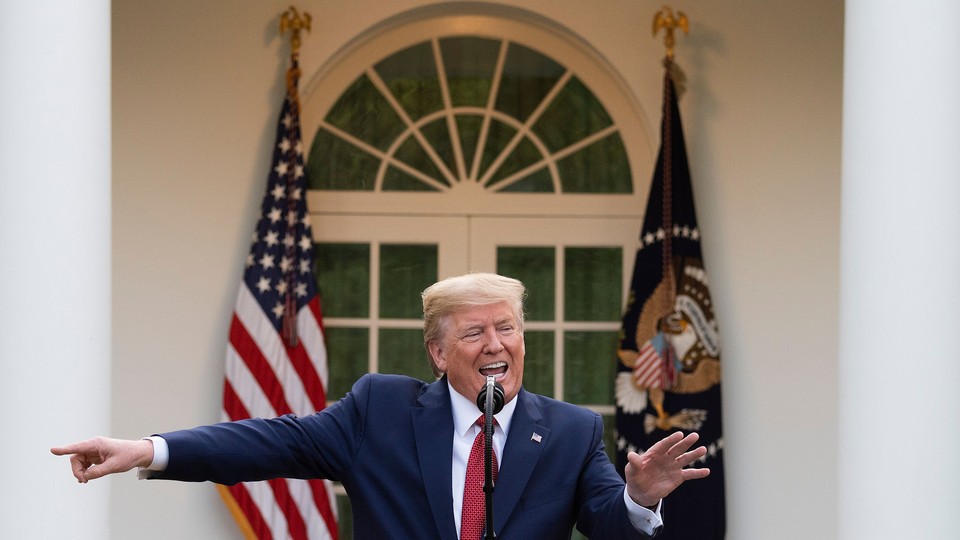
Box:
[616,255,720,433]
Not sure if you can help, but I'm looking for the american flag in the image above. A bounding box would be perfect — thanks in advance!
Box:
[218,61,338,540]
[632,341,672,390]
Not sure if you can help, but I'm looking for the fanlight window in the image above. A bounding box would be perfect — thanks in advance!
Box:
[306,37,632,194]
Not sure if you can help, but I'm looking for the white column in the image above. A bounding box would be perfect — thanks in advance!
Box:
[840,1,960,539]
[0,1,111,538]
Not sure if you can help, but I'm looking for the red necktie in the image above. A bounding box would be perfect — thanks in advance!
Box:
[461,416,498,540]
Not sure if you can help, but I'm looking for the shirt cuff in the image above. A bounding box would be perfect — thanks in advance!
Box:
[623,489,663,536]
[136,435,169,479]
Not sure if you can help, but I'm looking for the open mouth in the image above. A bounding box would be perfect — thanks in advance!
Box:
[479,361,508,378]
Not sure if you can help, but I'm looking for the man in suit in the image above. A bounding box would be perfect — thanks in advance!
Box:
[53,273,709,538]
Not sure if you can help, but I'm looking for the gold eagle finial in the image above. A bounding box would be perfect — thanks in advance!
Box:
[652,6,689,59]
[280,6,311,56]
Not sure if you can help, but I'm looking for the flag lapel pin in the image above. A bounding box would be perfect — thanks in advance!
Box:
[531,432,542,443]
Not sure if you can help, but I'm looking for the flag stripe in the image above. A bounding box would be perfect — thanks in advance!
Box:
[224,343,278,420]
[234,285,312,415]
[305,300,328,368]
[633,344,663,388]
[228,318,327,539]
[222,380,308,539]
[225,483,272,540]
[300,299,330,395]
[220,384,273,539]
[307,479,338,539]
[287,301,327,411]
[268,478,307,539]
[245,481,291,539]
[222,378,253,424]
[286,478,336,540]
[229,310,293,416]
[229,308,335,537]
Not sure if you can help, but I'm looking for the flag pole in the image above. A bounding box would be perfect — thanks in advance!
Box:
[650,6,689,422]
[651,6,689,307]
[279,6,311,347]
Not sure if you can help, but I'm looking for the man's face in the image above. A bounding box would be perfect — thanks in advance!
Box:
[428,301,525,405]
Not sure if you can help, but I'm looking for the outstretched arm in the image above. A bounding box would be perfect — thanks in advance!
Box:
[51,437,154,483]
[624,431,710,508]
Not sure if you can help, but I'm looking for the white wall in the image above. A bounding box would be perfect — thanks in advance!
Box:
[110,1,842,538]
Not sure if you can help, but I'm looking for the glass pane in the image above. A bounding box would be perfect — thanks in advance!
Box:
[315,243,370,318]
[498,167,553,193]
[477,119,517,181]
[382,165,441,192]
[419,118,456,178]
[379,244,438,319]
[336,493,353,540]
[306,129,379,190]
[521,330,554,397]
[496,246,554,321]
[495,42,565,123]
[375,41,442,122]
[602,414,616,463]
[557,134,632,193]
[487,136,543,188]
[325,74,405,152]
[393,134,448,187]
[533,76,613,152]
[325,327,369,401]
[379,328,433,380]
[564,247,622,321]
[455,115,483,171]
[563,331,617,405]
[440,37,499,107]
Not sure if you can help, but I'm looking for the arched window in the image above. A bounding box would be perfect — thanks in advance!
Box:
[308,37,633,195]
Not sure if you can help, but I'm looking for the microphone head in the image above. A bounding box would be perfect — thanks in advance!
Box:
[477,376,506,415]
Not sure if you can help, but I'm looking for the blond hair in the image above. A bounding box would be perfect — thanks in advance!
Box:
[422,273,526,376]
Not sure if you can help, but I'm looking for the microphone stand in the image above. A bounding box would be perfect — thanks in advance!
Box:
[483,376,498,540]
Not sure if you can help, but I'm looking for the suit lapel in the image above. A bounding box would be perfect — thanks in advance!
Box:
[492,389,550,535]
[412,377,457,539]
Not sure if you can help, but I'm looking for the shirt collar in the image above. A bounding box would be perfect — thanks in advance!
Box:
[448,380,517,439]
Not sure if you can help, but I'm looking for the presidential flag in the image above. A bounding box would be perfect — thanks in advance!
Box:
[218,57,338,540]
[615,60,725,539]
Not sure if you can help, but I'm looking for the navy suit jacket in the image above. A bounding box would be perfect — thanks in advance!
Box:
[156,374,654,539]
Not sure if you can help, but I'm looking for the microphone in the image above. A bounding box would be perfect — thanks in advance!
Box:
[476,376,503,539]
[476,376,505,415]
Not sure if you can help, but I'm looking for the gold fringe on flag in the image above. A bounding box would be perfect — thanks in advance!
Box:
[217,485,258,540]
